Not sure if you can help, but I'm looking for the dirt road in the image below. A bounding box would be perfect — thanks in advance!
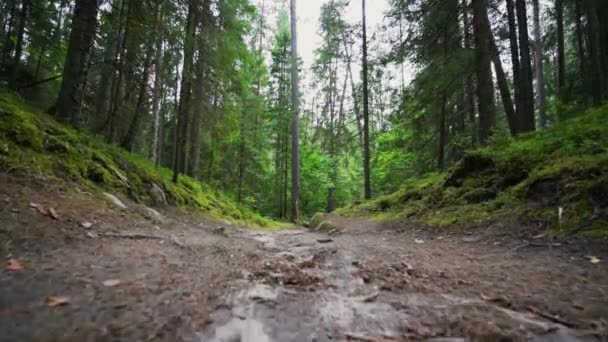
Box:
[1,177,607,341]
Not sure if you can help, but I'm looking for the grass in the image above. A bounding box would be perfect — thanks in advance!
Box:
[338,105,608,236]
[0,91,288,230]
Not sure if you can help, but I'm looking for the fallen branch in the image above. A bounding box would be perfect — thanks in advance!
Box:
[526,306,576,328]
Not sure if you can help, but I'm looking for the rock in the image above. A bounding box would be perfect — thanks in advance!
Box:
[527,178,559,206]
[315,220,337,232]
[149,183,167,205]
[143,206,166,224]
[103,193,127,209]
[80,221,93,229]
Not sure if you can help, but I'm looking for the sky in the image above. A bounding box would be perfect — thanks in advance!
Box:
[295,0,390,72]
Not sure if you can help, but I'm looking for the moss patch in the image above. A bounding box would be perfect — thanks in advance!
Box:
[0,91,286,230]
[339,105,608,236]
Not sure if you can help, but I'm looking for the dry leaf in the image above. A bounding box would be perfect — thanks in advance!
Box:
[86,232,99,239]
[414,239,425,244]
[6,258,24,271]
[590,256,601,264]
[80,222,93,229]
[102,279,121,287]
[29,202,40,208]
[45,296,70,307]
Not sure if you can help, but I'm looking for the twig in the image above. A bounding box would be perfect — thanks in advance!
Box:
[526,306,576,328]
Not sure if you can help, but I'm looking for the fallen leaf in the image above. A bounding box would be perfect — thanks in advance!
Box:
[29,202,40,208]
[80,221,93,229]
[6,258,24,271]
[86,232,99,239]
[589,256,601,264]
[414,239,425,244]
[102,279,121,287]
[45,296,70,307]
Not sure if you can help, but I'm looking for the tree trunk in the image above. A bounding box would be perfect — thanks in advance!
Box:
[515,0,535,133]
[172,0,197,182]
[462,0,476,143]
[506,0,521,133]
[574,0,589,104]
[585,0,604,105]
[121,48,152,152]
[54,0,99,127]
[488,22,518,136]
[472,0,495,145]
[555,0,566,100]
[362,0,371,199]
[9,0,29,89]
[289,0,300,222]
[532,0,546,128]
[151,1,164,166]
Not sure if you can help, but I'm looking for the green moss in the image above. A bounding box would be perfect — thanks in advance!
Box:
[340,104,608,237]
[0,91,283,229]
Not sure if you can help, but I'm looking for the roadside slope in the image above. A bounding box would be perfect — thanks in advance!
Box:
[338,105,608,236]
[0,91,280,228]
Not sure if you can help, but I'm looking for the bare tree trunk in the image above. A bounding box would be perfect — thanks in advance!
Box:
[505,0,522,133]
[574,0,589,104]
[173,0,197,182]
[515,0,535,133]
[54,0,99,127]
[555,0,566,100]
[362,0,371,199]
[462,0,476,143]
[532,0,546,128]
[151,1,164,165]
[289,0,300,222]
[9,0,29,88]
[472,0,495,145]
[487,19,517,136]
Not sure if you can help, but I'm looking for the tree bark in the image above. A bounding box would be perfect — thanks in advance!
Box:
[515,0,535,133]
[584,0,604,105]
[506,0,521,133]
[488,22,518,136]
[472,0,495,145]
[172,0,197,182]
[151,1,164,166]
[362,0,371,199]
[9,0,29,89]
[290,0,300,222]
[555,0,566,100]
[54,0,99,127]
[462,0,476,142]
[532,0,546,128]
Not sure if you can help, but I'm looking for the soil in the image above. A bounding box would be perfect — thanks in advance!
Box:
[1,174,607,341]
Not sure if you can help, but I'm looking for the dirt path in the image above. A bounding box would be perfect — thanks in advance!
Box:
[1,177,607,341]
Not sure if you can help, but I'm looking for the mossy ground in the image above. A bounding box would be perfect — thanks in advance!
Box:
[0,91,287,229]
[337,105,608,236]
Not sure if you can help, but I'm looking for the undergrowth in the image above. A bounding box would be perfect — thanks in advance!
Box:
[337,105,608,237]
[0,91,286,229]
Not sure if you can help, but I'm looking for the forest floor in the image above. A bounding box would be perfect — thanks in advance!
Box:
[1,174,608,341]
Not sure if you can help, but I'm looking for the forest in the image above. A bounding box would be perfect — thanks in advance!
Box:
[1,0,607,222]
[1,0,608,340]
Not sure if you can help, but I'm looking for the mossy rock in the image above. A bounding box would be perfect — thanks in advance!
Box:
[310,212,328,230]
[315,220,337,232]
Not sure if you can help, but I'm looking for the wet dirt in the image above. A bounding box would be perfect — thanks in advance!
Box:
[1,175,607,341]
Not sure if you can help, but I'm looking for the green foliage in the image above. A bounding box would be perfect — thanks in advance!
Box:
[0,91,285,229]
[340,105,608,236]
